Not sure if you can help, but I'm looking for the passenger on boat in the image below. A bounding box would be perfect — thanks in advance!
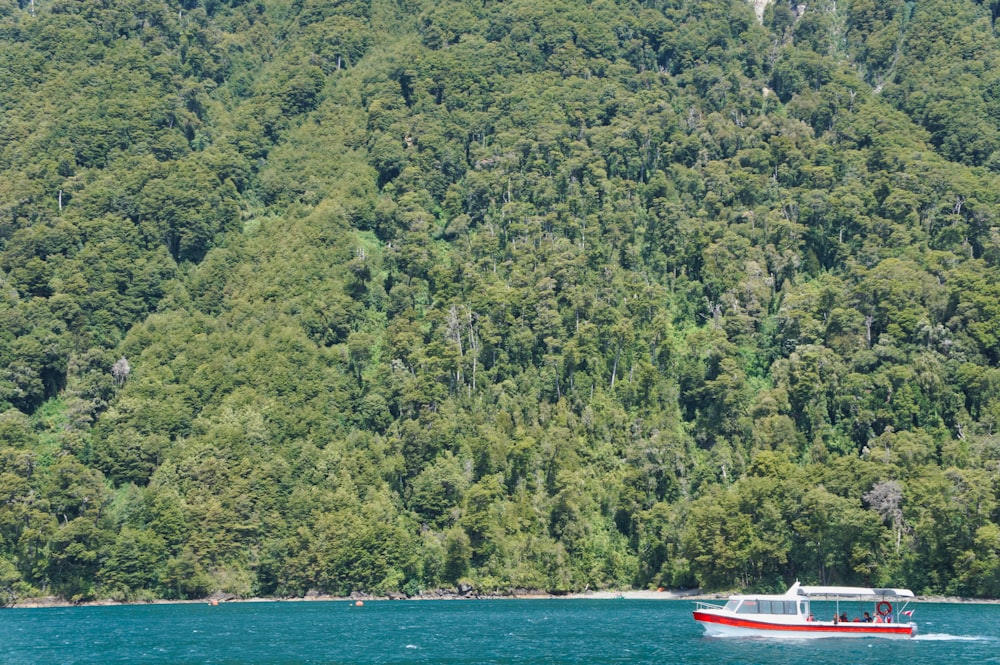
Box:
[863,612,873,622]
[839,611,848,622]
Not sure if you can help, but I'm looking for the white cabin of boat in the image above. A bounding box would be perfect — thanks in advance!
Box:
[715,581,914,620]
[693,581,918,638]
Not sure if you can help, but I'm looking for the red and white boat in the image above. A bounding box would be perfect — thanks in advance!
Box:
[693,581,917,639]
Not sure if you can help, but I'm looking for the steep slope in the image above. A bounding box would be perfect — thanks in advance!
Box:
[2,0,1000,602]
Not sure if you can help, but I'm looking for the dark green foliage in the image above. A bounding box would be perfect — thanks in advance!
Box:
[1,0,1000,602]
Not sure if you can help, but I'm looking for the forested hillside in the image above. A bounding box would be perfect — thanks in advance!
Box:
[3,0,1000,604]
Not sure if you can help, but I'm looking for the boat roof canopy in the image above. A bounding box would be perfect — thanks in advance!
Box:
[796,585,914,598]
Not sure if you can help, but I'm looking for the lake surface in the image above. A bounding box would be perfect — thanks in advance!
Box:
[1,598,997,664]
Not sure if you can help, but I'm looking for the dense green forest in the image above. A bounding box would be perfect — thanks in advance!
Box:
[3,0,1000,604]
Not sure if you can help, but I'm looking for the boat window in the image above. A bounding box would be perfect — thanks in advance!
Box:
[736,599,799,614]
[757,600,795,615]
[798,601,807,615]
[724,600,740,612]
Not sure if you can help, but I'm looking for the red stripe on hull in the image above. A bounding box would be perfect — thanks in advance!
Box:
[693,611,914,636]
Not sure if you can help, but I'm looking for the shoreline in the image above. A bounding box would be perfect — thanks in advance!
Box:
[9,588,1000,609]
[8,588,705,609]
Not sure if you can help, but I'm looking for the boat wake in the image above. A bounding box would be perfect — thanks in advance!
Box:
[913,633,996,642]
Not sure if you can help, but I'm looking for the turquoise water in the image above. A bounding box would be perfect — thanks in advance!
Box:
[1,599,996,664]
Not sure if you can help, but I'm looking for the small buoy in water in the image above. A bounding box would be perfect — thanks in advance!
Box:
[355,600,364,607]
[210,600,218,606]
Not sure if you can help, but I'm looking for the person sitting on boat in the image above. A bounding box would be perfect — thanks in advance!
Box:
[863,612,872,622]
[839,611,848,623]
[807,614,814,622]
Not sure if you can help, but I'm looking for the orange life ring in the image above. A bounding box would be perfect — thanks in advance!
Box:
[876,601,892,617]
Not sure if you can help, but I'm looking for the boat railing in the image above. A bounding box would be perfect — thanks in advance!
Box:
[695,601,726,611]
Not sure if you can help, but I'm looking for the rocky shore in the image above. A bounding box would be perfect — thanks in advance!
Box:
[9,587,994,609]
[8,587,709,608]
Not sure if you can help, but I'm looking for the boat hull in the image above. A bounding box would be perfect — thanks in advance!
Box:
[693,611,915,639]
